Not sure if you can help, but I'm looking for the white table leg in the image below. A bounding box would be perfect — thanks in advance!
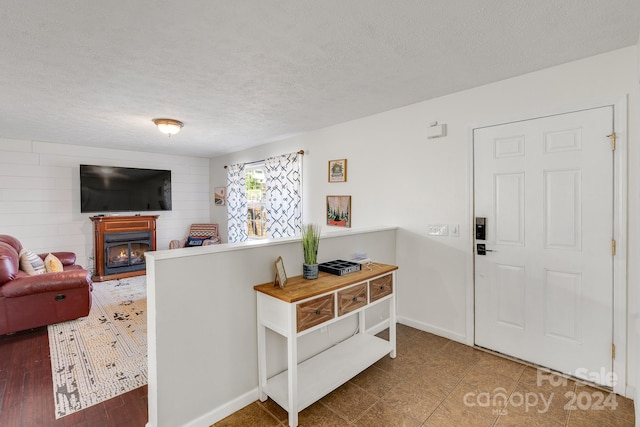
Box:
[390,272,397,358]
[256,295,268,401]
[287,305,298,427]
[257,322,267,401]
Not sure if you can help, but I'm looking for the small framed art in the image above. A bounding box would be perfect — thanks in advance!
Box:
[326,195,351,228]
[328,159,347,183]
[274,256,287,288]
[214,186,226,206]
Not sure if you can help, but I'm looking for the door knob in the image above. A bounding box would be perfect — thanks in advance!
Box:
[477,244,495,255]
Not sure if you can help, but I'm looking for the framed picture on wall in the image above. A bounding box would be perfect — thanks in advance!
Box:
[328,159,347,182]
[214,187,226,206]
[326,195,351,228]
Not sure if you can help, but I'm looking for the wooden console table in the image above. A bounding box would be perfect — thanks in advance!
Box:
[254,263,398,427]
[90,215,158,282]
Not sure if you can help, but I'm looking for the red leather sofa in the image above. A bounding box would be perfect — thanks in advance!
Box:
[0,235,92,335]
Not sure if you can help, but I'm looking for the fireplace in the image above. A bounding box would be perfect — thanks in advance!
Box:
[91,215,158,282]
[104,231,152,276]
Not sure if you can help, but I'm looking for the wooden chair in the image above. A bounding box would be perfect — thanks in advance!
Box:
[169,224,222,249]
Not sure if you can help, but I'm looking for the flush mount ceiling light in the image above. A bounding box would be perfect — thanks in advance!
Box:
[152,118,183,137]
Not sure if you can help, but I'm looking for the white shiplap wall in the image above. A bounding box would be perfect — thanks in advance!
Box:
[0,138,211,272]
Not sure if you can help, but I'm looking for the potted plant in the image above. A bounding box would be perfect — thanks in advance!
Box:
[302,223,321,279]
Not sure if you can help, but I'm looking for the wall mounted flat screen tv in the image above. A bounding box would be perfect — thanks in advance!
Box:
[80,165,172,213]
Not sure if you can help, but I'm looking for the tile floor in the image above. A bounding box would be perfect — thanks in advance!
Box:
[214,325,635,426]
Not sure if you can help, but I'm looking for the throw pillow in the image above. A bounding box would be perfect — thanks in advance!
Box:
[186,236,210,247]
[19,249,46,275]
[44,253,64,273]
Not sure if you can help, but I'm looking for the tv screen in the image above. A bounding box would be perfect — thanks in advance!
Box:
[80,165,172,213]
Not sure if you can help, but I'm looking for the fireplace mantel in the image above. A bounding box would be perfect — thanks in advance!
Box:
[91,215,158,282]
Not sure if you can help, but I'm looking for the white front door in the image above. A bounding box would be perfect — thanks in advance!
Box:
[474,107,614,386]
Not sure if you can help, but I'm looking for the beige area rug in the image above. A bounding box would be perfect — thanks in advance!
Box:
[48,275,147,419]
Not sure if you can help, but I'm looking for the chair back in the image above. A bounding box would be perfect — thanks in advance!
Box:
[188,224,219,239]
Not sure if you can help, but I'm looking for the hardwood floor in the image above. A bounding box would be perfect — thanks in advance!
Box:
[0,324,635,426]
[0,327,148,427]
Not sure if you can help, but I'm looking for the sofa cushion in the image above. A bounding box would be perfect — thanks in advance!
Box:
[1,269,92,298]
[46,251,76,266]
[19,249,46,275]
[186,236,210,247]
[44,253,64,273]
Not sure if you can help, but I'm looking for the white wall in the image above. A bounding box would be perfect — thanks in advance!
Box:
[211,47,639,395]
[146,227,396,427]
[635,30,640,426]
[637,31,640,83]
[0,139,210,270]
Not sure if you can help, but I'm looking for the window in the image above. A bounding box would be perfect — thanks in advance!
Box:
[227,151,302,243]
[246,163,267,239]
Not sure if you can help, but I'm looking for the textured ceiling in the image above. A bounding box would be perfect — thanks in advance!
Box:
[1,1,639,158]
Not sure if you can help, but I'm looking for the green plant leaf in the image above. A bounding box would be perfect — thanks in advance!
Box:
[302,223,321,265]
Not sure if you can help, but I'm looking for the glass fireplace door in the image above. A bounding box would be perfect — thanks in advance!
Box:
[106,241,150,269]
[103,231,152,275]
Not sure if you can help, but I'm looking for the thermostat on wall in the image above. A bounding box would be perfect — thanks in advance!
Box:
[427,122,447,139]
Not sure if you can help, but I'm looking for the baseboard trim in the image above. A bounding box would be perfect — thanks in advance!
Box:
[170,318,464,427]
[397,316,467,344]
[172,319,392,427]
[625,384,636,400]
[182,387,259,427]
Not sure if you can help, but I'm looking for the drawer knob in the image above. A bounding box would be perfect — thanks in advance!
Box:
[315,309,322,315]
[352,297,358,302]
[380,285,385,290]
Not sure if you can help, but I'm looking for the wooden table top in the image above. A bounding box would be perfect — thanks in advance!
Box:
[254,262,398,303]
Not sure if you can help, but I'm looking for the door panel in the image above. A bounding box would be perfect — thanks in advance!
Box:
[495,173,525,245]
[544,169,581,250]
[474,107,614,386]
[544,269,581,342]
[496,264,526,329]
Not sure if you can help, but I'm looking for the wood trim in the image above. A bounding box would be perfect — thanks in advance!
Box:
[90,215,158,282]
[254,263,397,303]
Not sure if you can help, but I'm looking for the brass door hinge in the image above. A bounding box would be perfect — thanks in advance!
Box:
[612,343,616,359]
[612,239,616,256]
[607,133,616,151]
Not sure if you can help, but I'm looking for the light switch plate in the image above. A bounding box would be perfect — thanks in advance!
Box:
[427,224,449,236]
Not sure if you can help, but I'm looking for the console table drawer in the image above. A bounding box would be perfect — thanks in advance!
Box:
[296,294,335,332]
[337,283,367,316]
[370,274,393,302]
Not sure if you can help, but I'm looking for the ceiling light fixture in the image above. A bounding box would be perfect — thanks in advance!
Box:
[152,118,183,137]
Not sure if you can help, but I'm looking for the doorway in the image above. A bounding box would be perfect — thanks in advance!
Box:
[473,107,617,387]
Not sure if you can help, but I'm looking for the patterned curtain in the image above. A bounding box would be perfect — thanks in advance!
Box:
[265,152,302,238]
[226,163,248,243]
